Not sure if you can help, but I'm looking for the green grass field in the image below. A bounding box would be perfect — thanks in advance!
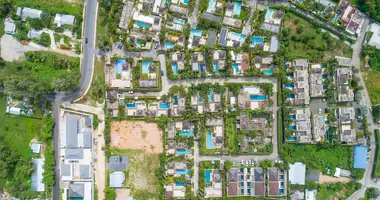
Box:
[374,130,380,178]
[282,12,352,61]
[282,144,353,172]
[0,94,43,158]
[12,0,82,15]
[226,116,238,154]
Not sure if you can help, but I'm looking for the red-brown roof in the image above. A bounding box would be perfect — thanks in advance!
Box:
[254,182,265,196]
[227,183,238,196]
[268,182,279,196]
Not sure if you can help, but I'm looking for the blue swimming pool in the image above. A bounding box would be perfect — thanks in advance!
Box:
[251,37,264,47]
[279,188,285,195]
[137,39,142,48]
[207,0,216,10]
[126,102,136,108]
[290,114,296,119]
[234,1,242,16]
[288,125,296,130]
[265,8,276,21]
[297,0,302,3]
[115,59,127,75]
[180,130,194,137]
[174,96,178,105]
[198,92,204,103]
[250,95,267,101]
[142,61,152,74]
[206,132,215,149]
[200,63,205,73]
[288,136,296,141]
[333,12,340,22]
[191,29,202,37]
[208,88,213,101]
[175,18,185,24]
[323,85,328,90]
[176,182,185,186]
[263,67,273,75]
[285,72,293,77]
[177,149,191,156]
[233,63,239,73]
[285,83,294,88]
[136,21,150,29]
[183,0,189,5]
[177,169,190,175]
[213,62,218,73]
[287,94,295,98]
[165,41,175,49]
[172,63,178,75]
[231,32,246,41]
[205,169,212,184]
[159,102,170,109]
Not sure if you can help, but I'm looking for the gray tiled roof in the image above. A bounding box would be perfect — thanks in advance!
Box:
[83,132,92,148]
[61,164,71,176]
[69,183,84,198]
[80,165,90,179]
[65,149,84,159]
[66,115,79,148]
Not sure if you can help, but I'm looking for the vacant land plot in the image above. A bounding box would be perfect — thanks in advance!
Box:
[319,174,350,184]
[110,121,163,154]
[282,12,352,61]
[282,144,353,172]
[0,94,43,158]
[12,0,82,15]
[110,148,160,199]
[362,68,380,104]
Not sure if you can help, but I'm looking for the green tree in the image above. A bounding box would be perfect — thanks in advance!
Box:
[0,0,12,18]
[37,32,52,47]
[52,71,80,92]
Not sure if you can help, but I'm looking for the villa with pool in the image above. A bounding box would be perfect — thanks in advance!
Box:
[109,58,132,89]
[231,51,249,75]
[166,16,187,32]
[188,29,208,49]
[165,161,192,198]
[204,169,223,198]
[205,118,224,150]
[237,86,269,110]
[218,28,247,48]
[261,8,284,33]
[167,121,194,139]
[227,167,266,197]
[138,60,160,88]
[191,52,206,74]
[125,101,147,116]
[211,50,227,75]
[169,52,186,76]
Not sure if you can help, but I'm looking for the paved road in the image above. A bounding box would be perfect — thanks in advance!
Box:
[52,0,98,199]
[347,18,380,200]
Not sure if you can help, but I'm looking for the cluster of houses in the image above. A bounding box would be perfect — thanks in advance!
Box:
[59,111,94,200]
[107,58,160,90]
[285,57,359,144]
[335,0,365,36]
[165,121,194,198]
[5,7,75,40]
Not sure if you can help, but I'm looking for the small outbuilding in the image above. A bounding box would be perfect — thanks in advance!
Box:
[288,162,306,185]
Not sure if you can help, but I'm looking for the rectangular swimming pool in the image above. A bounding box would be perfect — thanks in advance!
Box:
[231,32,246,41]
[172,63,178,75]
[136,21,150,29]
[250,95,267,101]
[207,0,216,11]
[175,182,185,186]
[191,29,202,38]
[165,41,175,49]
[288,125,296,130]
[177,149,191,156]
[287,94,295,98]
[206,132,215,149]
[265,7,276,22]
[208,88,213,101]
[233,63,239,73]
[251,37,264,47]
[288,136,296,141]
[233,1,242,16]
[174,96,178,105]
[176,169,190,175]
[159,102,170,109]
[205,169,212,184]
[213,62,219,73]
[142,61,152,74]
[180,130,194,137]
[263,67,273,75]
[285,83,294,88]
[115,59,127,75]
[126,102,136,108]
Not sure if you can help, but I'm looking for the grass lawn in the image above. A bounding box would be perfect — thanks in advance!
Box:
[12,0,82,15]
[374,130,380,177]
[282,12,352,61]
[0,94,43,158]
[317,182,360,200]
[96,8,108,48]
[362,67,380,105]
[109,148,160,199]
[282,144,353,172]
[226,116,238,154]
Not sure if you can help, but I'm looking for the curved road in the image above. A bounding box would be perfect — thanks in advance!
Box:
[52,0,98,199]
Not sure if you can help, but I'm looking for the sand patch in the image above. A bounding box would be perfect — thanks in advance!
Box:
[116,188,132,200]
[110,121,163,154]
[319,173,350,184]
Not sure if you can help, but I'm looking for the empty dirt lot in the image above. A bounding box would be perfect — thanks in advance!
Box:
[110,121,163,154]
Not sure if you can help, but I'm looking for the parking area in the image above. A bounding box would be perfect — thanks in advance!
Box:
[310,98,329,114]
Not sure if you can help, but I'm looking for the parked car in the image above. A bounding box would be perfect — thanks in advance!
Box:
[161,70,164,76]
[85,37,88,44]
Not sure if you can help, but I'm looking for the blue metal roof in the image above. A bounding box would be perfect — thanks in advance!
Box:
[354,146,368,169]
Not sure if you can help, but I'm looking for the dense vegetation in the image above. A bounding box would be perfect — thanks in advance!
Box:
[362,46,380,104]
[0,51,80,96]
[356,0,380,22]
[280,12,352,61]
[281,144,353,173]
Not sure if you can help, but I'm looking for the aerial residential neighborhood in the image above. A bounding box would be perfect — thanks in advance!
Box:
[1,0,380,199]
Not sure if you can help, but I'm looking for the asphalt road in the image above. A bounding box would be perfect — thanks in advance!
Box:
[52,0,98,199]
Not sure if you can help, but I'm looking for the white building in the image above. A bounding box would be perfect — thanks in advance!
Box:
[54,14,75,27]
[4,18,16,35]
[288,162,306,185]
[17,7,42,20]
[367,23,380,50]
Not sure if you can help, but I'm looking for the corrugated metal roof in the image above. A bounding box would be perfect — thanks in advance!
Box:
[110,172,125,188]
[32,158,45,192]
[83,132,92,148]
[61,164,71,176]
[65,148,84,159]
[80,165,90,178]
